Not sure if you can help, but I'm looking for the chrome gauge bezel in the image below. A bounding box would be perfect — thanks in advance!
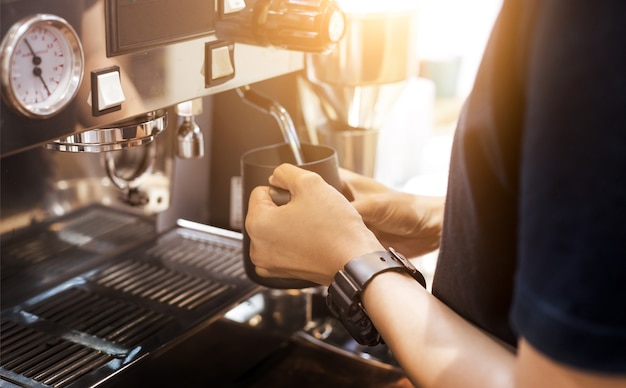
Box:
[0,14,84,119]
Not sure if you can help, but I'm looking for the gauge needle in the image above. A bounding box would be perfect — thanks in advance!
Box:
[24,38,52,96]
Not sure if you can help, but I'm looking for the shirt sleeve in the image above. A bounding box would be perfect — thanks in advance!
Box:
[511,0,626,374]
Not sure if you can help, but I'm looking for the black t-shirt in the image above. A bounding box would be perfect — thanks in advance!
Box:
[432,0,626,374]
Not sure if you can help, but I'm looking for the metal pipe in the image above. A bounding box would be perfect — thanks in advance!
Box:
[236,85,305,165]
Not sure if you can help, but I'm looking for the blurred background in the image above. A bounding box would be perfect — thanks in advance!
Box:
[376,0,503,193]
[371,0,503,283]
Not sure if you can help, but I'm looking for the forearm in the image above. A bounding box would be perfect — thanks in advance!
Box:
[362,271,516,387]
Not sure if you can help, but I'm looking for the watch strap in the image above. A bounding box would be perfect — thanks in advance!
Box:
[327,271,380,345]
[326,247,426,346]
[344,248,426,290]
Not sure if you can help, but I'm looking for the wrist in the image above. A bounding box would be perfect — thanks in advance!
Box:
[331,230,384,279]
[361,270,423,313]
[326,247,426,346]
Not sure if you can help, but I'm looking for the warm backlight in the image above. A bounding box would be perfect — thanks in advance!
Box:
[336,0,417,13]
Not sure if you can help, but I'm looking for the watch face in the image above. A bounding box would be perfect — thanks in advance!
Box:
[1,14,84,118]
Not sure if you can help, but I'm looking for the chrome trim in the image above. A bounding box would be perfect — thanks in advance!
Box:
[105,141,157,191]
[45,110,166,152]
[0,14,84,119]
[177,219,244,240]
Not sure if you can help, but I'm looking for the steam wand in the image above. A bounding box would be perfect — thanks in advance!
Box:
[236,85,305,165]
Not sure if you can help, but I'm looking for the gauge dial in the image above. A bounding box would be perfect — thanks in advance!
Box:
[1,14,84,118]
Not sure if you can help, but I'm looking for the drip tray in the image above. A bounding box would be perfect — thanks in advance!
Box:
[0,214,259,388]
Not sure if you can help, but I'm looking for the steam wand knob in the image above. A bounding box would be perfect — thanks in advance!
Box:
[216,0,346,54]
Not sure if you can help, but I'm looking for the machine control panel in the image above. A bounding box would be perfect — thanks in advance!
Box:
[0,0,304,157]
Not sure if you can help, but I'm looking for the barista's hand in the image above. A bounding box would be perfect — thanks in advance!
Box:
[246,164,383,285]
[340,168,445,258]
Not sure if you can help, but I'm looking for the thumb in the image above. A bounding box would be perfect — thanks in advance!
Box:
[268,163,304,191]
[351,196,389,225]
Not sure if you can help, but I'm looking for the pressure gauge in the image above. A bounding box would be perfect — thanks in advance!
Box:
[0,14,84,119]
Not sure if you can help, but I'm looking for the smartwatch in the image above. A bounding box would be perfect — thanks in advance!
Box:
[326,247,426,346]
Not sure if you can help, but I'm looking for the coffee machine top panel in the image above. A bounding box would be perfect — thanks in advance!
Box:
[0,0,304,157]
[106,0,214,56]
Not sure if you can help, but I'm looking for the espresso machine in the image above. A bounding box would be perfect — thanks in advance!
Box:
[300,1,418,176]
[0,1,415,386]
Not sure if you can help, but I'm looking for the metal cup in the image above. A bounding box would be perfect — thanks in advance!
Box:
[241,143,341,289]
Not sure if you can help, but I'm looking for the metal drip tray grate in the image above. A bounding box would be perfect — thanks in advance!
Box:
[23,287,174,348]
[92,260,233,310]
[0,206,156,308]
[1,207,154,271]
[0,220,259,388]
[0,320,114,387]
[145,231,247,280]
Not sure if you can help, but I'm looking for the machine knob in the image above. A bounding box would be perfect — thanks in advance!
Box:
[217,0,346,54]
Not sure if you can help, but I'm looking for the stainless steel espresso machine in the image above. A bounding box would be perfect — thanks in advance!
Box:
[300,1,418,176]
[1,1,414,387]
